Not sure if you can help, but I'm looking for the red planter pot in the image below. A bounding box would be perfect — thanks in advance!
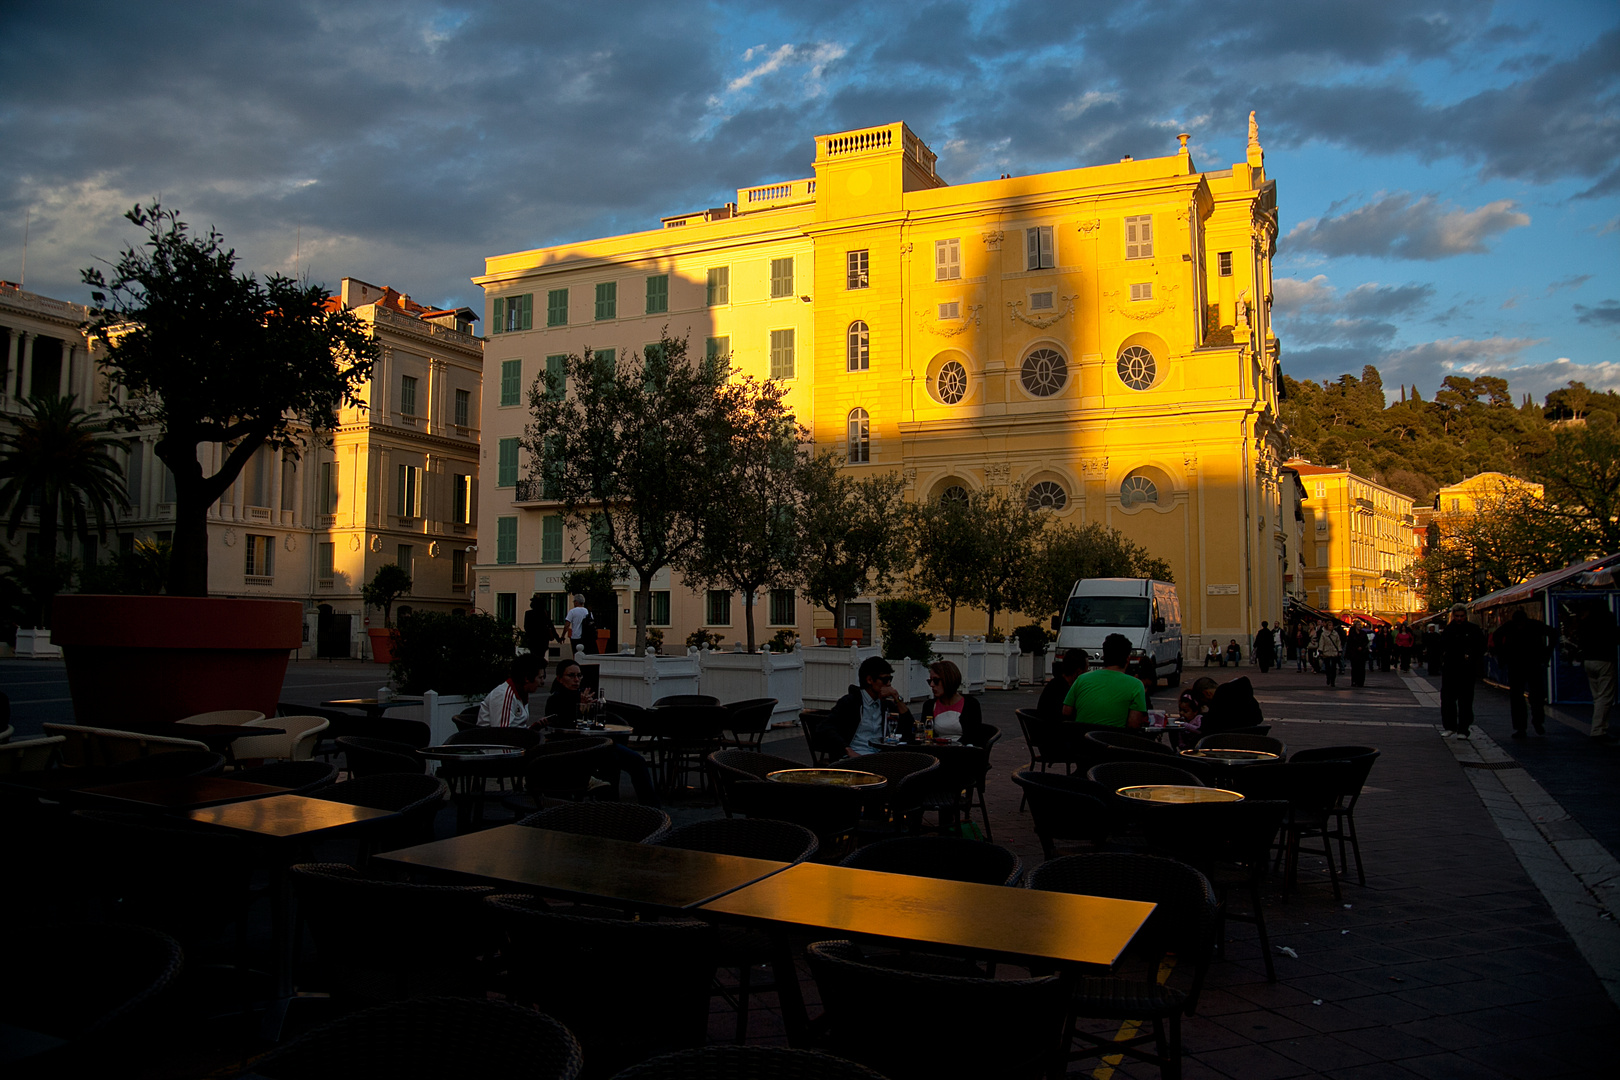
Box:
[51,595,303,726]
[367,627,399,664]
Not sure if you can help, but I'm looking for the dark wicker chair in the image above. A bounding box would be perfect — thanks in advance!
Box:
[708,749,805,816]
[727,781,863,858]
[231,758,338,794]
[1289,745,1381,885]
[523,736,616,805]
[1027,852,1218,1079]
[336,735,425,778]
[249,996,582,1080]
[1010,769,1116,859]
[1195,732,1286,757]
[288,863,497,1006]
[1086,761,1206,793]
[103,748,227,780]
[518,800,672,843]
[1083,730,1178,765]
[1228,759,1359,899]
[910,741,995,839]
[847,750,939,829]
[655,704,731,796]
[312,774,450,853]
[452,704,482,731]
[841,835,1022,886]
[488,894,714,1078]
[723,697,777,750]
[610,1047,889,1080]
[653,694,721,708]
[329,715,433,748]
[799,708,840,766]
[805,939,1070,1080]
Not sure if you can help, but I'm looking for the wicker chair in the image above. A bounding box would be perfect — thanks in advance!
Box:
[0,734,65,773]
[1230,759,1359,899]
[176,709,265,726]
[847,750,939,830]
[288,863,498,1006]
[723,697,777,750]
[488,894,713,1078]
[798,708,840,766]
[610,1047,889,1080]
[523,736,616,805]
[654,704,731,796]
[452,704,482,731]
[1010,769,1117,860]
[708,749,804,816]
[1082,729,1178,765]
[656,817,818,862]
[727,781,863,859]
[1026,853,1218,1079]
[337,735,425,777]
[1195,732,1286,757]
[249,996,582,1080]
[909,741,995,839]
[43,723,211,767]
[1086,761,1206,793]
[842,835,1022,886]
[230,715,330,762]
[653,694,721,708]
[518,800,672,843]
[805,939,1070,1080]
[231,759,339,794]
[103,748,227,780]
[312,774,450,853]
[1289,746,1381,885]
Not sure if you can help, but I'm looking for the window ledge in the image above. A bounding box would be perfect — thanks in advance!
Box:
[245,575,273,586]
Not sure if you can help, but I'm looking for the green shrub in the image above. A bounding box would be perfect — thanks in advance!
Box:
[389,609,515,696]
[769,627,799,653]
[686,627,724,650]
[985,625,1006,643]
[1013,623,1054,655]
[878,597,933,664]
[645,626,665,654]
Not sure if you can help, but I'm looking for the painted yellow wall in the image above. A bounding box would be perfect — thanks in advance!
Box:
[1291,462,1420,618]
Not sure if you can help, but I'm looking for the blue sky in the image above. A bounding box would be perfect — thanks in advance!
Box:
[1,0,1615,404]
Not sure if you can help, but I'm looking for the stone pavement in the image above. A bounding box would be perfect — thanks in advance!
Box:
[734,664,1619,1077]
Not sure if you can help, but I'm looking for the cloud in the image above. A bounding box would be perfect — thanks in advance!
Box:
[1451,355,1620,401]
[1285,194,1530,260]
[1547,274,1592,294]
[1575,300,1620,326]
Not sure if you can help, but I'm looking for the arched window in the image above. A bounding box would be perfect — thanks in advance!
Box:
[936,360,967,404]
[1116,345,1157,390]
[1020,348,1068,397]
[1120,473,1159,507]
[1026,481,1067,511]
[847,321,870,371]
[846,408,870,463]
[940,484,969,506]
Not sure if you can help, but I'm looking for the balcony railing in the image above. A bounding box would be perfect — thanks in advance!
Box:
[734,178,816,213]
[514,479,555,503]
[368,305,480,348]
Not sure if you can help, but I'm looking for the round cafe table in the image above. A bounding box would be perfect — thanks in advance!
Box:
[1117,784,1244,804]
[767,768,888,791]
[1178,748,1278,766]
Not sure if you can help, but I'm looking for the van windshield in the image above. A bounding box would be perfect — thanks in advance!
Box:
[1062,596,1150,628]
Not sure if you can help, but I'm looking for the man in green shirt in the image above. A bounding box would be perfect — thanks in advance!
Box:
[1063,633,1149,728]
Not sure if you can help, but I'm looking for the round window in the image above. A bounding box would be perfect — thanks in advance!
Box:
[1026,481,1067,511]
[936,360,968,405]
[1117,345,1157,391]
[1121,474,1159,507]
[1020,348,1068,397]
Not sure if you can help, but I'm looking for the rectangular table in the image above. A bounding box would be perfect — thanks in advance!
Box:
[376,824,793,909]
[79,776,289,811]
[185,793,396,838]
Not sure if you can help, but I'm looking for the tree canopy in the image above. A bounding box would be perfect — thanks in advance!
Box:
[795,455,907,646]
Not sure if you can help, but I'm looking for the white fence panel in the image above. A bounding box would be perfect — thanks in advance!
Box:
[586,647,703,707]
[801,644,882,709]
[985,640,1022,690]
[698,646,805,716]
[931,638,988,693]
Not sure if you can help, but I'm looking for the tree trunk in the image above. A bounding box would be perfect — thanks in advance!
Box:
[986,602,999,637]
[743,589,757,651]
[167,479,213,596]
[832,593,846,646]
[948,599,957,639]
[635,571,653,654]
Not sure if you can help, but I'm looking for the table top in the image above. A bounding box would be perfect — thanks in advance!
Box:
[419,744,527,761]
[1178,748,1279,765]
[767,768,888,789]
[321,697,422,709]
[699,861,1155,969]
[867,737,960,749]
[376,824,793,909]
[1118,785,1245,804]
[562,722,634,735]
[79,776,290,810]
[185,793,397,838]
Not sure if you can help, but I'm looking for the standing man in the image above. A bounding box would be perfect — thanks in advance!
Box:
[1439,603,1487,740]
[1570,601,1618,743]
[1346,625,1370,687]
[1314,621,1342,688]
[1253,621,1276,674]
[523,594,559,658]
[563,593,591,656]
[1497,609,1550,740]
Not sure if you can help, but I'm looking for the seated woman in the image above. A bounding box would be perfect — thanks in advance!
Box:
[545,658,660,807]
[1202,675,1264,735]
[919,659,988,744]
[1205,641,1224,667]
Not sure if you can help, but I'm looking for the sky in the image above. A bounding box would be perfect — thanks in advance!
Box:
[2,0,1616,405]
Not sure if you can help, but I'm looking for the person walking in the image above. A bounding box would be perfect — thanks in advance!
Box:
[563,594,592,656]
[1496,609,1550,740]
[1253,621,1277,674]
[523,593,560,658]
[1295,625,1309,672]
[1439,603,1487,740]
[1395,624,1415,672]
[1570,601,1618,743]
[1314,622,1342,688]
[1425,621,1443,677]
[1347,625,1369,687]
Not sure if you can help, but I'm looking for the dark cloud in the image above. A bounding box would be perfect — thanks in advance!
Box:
[1284,193,1529,260]
[1576,300,1620,326]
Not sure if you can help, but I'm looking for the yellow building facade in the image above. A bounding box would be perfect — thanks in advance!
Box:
[474,120,1290,656]
[1287,461,1421,619]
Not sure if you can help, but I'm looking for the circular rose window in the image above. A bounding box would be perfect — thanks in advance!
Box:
[936,360,967,404]
[1020,349,1068,397]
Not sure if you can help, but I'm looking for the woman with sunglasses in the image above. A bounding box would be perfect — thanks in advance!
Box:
[919,659,987,744]
[544,658,661,806]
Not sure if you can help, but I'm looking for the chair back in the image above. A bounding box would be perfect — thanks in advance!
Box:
[231,715,330,762]
[104,749,227,780]
[313,774,449,850]
[518,800,672,843]
[709,748,804,782]
[728,781,862,853]
[447,726,541,751]
[840,835,1022,886]
[1229,759,1356,815]
[805,939,1069,1080]
[176,709,265,726]
[232,759,338,794]
[0,735,65,773]
[656,817,819,863]
[337,735,426,777]
[1196,732,1286,757]
[1010,770,1116,857]
[1289,746,1380,805]
[523,735,615,802]
[0,923,183,1043]
[653,694,720,708]
[42,723,212,767]
[611,1046,891,1080]
[1139,797,1290,874]
[328,715,433,748]
[1083,729,1177,765]
[1087,761,1206,792]
[799,708,840,766]
[250,996,583,1080]
[452,705,482,731]
[724,697,777,747]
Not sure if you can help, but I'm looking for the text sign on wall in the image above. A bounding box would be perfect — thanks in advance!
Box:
[1206,584,1240,595]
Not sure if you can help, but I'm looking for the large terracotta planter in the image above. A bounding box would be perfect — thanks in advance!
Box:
[368,627,399,664]
[51,595,303,726]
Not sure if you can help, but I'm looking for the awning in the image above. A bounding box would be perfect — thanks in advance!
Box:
[1470,553,1620,611]
[1340,609,1392,626]
[1283,596,1349,625]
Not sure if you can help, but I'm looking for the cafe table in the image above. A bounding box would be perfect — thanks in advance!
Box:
[1117,784,1245,804]
[77,776,289,812]
[765,768,887,790]
[319,696,423,719]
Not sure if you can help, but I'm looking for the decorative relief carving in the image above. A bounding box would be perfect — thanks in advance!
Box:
[349,535,362,552]
[1007,294,1078,330]
[1183,451,1200,470]
[1079,456,1109,478]
[898,242,913,256]
[222,528,237,548]
[986,462,1011,483]
[982,230,1003,250]
[919,304,982,337]
[369,535,383,553]
[283,535,297,552]
[429,540,442,558]
[1102,283,1178,321]
[902,468,917,488]
[1076,218,1100,234]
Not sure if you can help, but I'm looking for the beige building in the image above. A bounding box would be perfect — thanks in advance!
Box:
[1286,460,1420,619]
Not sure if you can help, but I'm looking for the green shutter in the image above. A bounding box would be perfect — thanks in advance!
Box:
[595,281,616,320]
[520,293,534,330]
[497,438,519,488]
[588,515,608,562]
[500,359,522,406]
[496,518,517,565]
[541,515,563,563]
[547,288,568,327]
[491,296,505,334]
[545,354,567,400]
[646,275,668,314]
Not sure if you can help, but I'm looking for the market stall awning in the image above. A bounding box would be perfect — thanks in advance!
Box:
[1340,609,1392,626]
[1470,553,1620,611]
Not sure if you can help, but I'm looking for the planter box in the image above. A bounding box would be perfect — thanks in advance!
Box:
[984,639,1023,690]
[415,691,480,746]
[15,627,61,658]
[1017,651,1050,686]
[801,643,882,709]
[888,657,931,703]
[51,595,303,726]
[588,648,703,708]
[930,638,988,693]
[698,645,804,716]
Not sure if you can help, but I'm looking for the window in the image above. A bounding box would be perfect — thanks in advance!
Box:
[541,436,563,499]
[492,294,533,333]
[936,360,967,405]
[935,238,961,281]
[1314,482,1326,499]
[245,534,274,577]
[281,457,296,512]
[846,321,869,371]
[451,549,467,587]
[938,301,960,320]
[1218,251,1233,276]
[706,266,729,306]
[124,440,143,504]
[770,258,794,298]
[847,250,869,289]
[1030,291,1054,311]
[769,589,796,626]
[320,461,339,515]
[1026,481,1067,511]
[770,329,795,379]
[497,438,519,488]
[594,281,616,320]
[454,388,471,427]
[496,517,517,564]
[650,591,671,626]
[545,354,566,400]
[846,408,870,463]
[645,274,668,314]
[1125,215,1153,259]
[1026,226,1054,270]
[591,347,616,382]
[706,590,732,626]
[452,474,471,525]
[1117,345,1157,390]
[1120,474,1159,507]
[705,336,730,371]
[499,360,522,406]
[1129,283,1153,301]
[1020,348,1068,397]
[1316,543,1328,568]
[588,516,609,562]
[317,542,335,581]
[245,446,273,508]
[396,464,421,517]
[495,592,517,624]
[940,485,969,507]
[397,544,414,578]
[541,515,563,563]
[546,288,569,327]
[400,375,418,416]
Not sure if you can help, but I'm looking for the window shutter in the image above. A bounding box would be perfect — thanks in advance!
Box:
[520,293,533,330]
[1027,228,1040,270]
[492,297,505,334]
[1040,226,1054,267]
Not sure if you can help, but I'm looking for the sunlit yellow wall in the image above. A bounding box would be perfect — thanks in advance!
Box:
[1434,471,1544,515]
[1292,462,1419,619]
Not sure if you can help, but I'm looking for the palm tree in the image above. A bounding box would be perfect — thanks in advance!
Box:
[0,394,129,620]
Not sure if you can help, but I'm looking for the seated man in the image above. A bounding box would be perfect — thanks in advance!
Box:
[1062,633,1148,729]
[824,656,913,758]
[1036,649,1088,718]
[1205,640,1224,667]
[478,652,547,728]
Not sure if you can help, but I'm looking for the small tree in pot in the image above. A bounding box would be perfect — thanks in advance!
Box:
[361,562,413,663]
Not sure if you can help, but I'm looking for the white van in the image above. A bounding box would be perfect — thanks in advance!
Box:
[1055,578,1184,687]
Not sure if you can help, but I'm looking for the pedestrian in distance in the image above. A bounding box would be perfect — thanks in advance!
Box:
[1395,623,1415,672]
[1225,639,1242,667]
[563,594,593,655]
[1347,626,1369,687]
[1314,621,1342,688]
[1254,621,1276,674]
[1495,609,1550,740]
[523,593,560,658]
[1439,603,1487,739]
[1567,600,1618,743]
